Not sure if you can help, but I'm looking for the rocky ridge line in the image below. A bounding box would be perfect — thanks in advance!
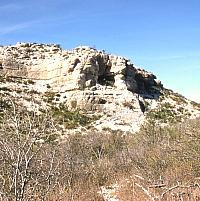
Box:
[0,43,199,132]
[0,42,162,93]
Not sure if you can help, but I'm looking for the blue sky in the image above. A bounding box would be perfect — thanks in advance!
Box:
[0,0,200,102]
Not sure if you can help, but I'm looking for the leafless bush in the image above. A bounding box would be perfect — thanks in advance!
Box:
[0,96,199,200]
[0,99,61,201]
[0,99,108,200]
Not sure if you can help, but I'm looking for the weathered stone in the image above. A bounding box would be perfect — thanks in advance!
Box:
[0,44,161,96]
[0,43,165,132]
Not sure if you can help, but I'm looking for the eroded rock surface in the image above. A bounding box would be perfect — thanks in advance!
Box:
[1,43,198,132]
[0,43,162,93]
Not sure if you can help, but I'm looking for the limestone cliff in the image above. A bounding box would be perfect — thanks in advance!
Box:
[0,43,162,93]
[0,43,199,133]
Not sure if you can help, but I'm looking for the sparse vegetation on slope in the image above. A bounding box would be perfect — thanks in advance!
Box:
[51,104,92,129]
[0,98,199,200]
[0,44,200,200]
[147,102,178,123]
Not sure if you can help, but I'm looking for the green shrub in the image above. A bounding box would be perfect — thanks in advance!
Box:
[43,91,56,103]
[147,102,177,123]
[51,104,91,129]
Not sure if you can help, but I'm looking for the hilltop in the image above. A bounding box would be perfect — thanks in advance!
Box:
[0,42,200,133]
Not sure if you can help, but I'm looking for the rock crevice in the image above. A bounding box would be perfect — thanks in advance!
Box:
[0,43,162,94]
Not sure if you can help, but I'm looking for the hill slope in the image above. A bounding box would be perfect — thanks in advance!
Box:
[0,43,200,133]
[1,43,200,200]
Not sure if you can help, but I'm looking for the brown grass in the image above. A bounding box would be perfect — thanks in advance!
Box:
[0,99,200,200]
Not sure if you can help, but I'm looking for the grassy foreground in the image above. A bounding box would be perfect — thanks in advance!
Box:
[0,98,199,200]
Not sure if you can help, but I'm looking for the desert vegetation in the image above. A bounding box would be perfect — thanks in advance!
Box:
[0,94,199,201]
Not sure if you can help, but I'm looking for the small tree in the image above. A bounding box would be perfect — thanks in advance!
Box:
[0,99,61,201]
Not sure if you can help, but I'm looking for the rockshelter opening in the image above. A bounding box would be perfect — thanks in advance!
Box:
[97,73,115,86]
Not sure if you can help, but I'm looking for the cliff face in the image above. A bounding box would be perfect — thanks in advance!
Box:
[0,43,199,133]
[0,43,162,94]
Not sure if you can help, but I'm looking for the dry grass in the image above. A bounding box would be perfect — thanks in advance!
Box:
[0,98,200,200]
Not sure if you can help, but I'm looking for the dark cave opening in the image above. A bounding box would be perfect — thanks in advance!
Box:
[97,73,115,86]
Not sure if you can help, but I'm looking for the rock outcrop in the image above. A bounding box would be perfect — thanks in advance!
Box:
[0,43,162,94]
[1,42,199,133]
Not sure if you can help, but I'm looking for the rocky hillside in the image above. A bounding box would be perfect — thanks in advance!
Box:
[1,43,200,201]
[0,42,200,133]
